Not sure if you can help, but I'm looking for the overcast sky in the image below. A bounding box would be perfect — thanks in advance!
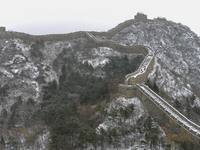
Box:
[1,0,200,35]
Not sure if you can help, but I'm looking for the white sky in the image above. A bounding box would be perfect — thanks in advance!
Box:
[1,0,200,35]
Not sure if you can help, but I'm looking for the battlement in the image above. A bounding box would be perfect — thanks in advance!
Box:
[0,27,6,32]
[155,17,166,21]
[134,12,148,22]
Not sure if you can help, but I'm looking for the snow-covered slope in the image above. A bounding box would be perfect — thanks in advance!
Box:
[1,14,200,149]
[110,19,200,107]
[0,32,146,149]
[94,97,166,150]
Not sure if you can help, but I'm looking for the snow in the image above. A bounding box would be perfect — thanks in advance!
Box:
[97,97,147,130]
[95,96,166,149]
[2,46,7,52]
[84,57,110,68]
[43,68,58,83]
[31,81,40,99]
[14,39,30,52]
[138,84,200,137]
[81,47,122,68]
[33,128,50,150]
[125,46,154,84]
[13,54,26,62]
[92,47,120,57]
[0,19,200,149]
[11,69,20,74]
[4,54,26,66]
[111,20,200,104]
[24,62,39,79]
[86,31,101,42]
[0,67,14,79]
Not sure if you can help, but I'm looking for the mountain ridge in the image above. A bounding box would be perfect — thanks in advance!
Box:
[0,13,200,149]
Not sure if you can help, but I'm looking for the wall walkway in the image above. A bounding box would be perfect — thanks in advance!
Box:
[137,84,200,140]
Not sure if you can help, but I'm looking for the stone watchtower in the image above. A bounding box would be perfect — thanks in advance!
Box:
[134,13,148,22]
[0,27,6,33]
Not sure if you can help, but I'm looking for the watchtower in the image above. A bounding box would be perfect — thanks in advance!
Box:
[0,27,6,32]
[134,13,148,22]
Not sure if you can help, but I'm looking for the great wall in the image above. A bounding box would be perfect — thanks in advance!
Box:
[1,13,199,143]
[87,16,200,142]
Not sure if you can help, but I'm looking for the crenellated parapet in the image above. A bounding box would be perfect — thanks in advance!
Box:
[117,45,155,98]
[124,46,155,85]
[0,13,162,42]
[137,84,200,142]
[85,31,149,54]
[134,12,148,22]
[0,30,88,42]
[0,27,6,32]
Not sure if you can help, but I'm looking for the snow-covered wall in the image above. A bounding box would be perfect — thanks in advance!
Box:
[137,84,200,141]
[125,46,155,85]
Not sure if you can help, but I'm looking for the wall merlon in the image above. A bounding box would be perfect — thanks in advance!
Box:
[0,27,6,32]
[134,13,148,22]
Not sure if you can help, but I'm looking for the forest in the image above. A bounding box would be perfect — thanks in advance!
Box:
[39,52,197,149]
[40,54,145,149]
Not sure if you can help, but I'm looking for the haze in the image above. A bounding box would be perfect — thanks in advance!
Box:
[1,0,200,35]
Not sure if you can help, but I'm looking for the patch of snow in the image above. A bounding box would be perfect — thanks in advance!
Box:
[14,39,30,51]
[43,68,58,83]
[0,67,14,79]
[138,84,200,136]
[31,81,40,99]
[97,97,147,130]
[84,57,110,68]
[13,54,26,62]
[34,128,50,150]
[2,46,7,52]
[92,47,121,57]
[4,54,26,66]
[194,97,200,107]
[24,62,39,79]
[4,60,14,66]
[11,69,20,74]
[95,96,166,150]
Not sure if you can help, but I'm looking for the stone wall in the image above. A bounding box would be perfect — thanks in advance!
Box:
[85,31,148,55]
[118,84,137,98]
[118,49,154,97]
[0,30,88,42]
[91,13,152,38]
[134,13,148,22]
[0,27,6,32]
[133,54,155,84]
[0,13,165,42]
[119,82,200,142]
[136,84,200,142]
[124,46,155,85]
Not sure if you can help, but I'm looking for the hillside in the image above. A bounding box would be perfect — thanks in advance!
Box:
[106,14,200,125]
[0,13,200,149]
